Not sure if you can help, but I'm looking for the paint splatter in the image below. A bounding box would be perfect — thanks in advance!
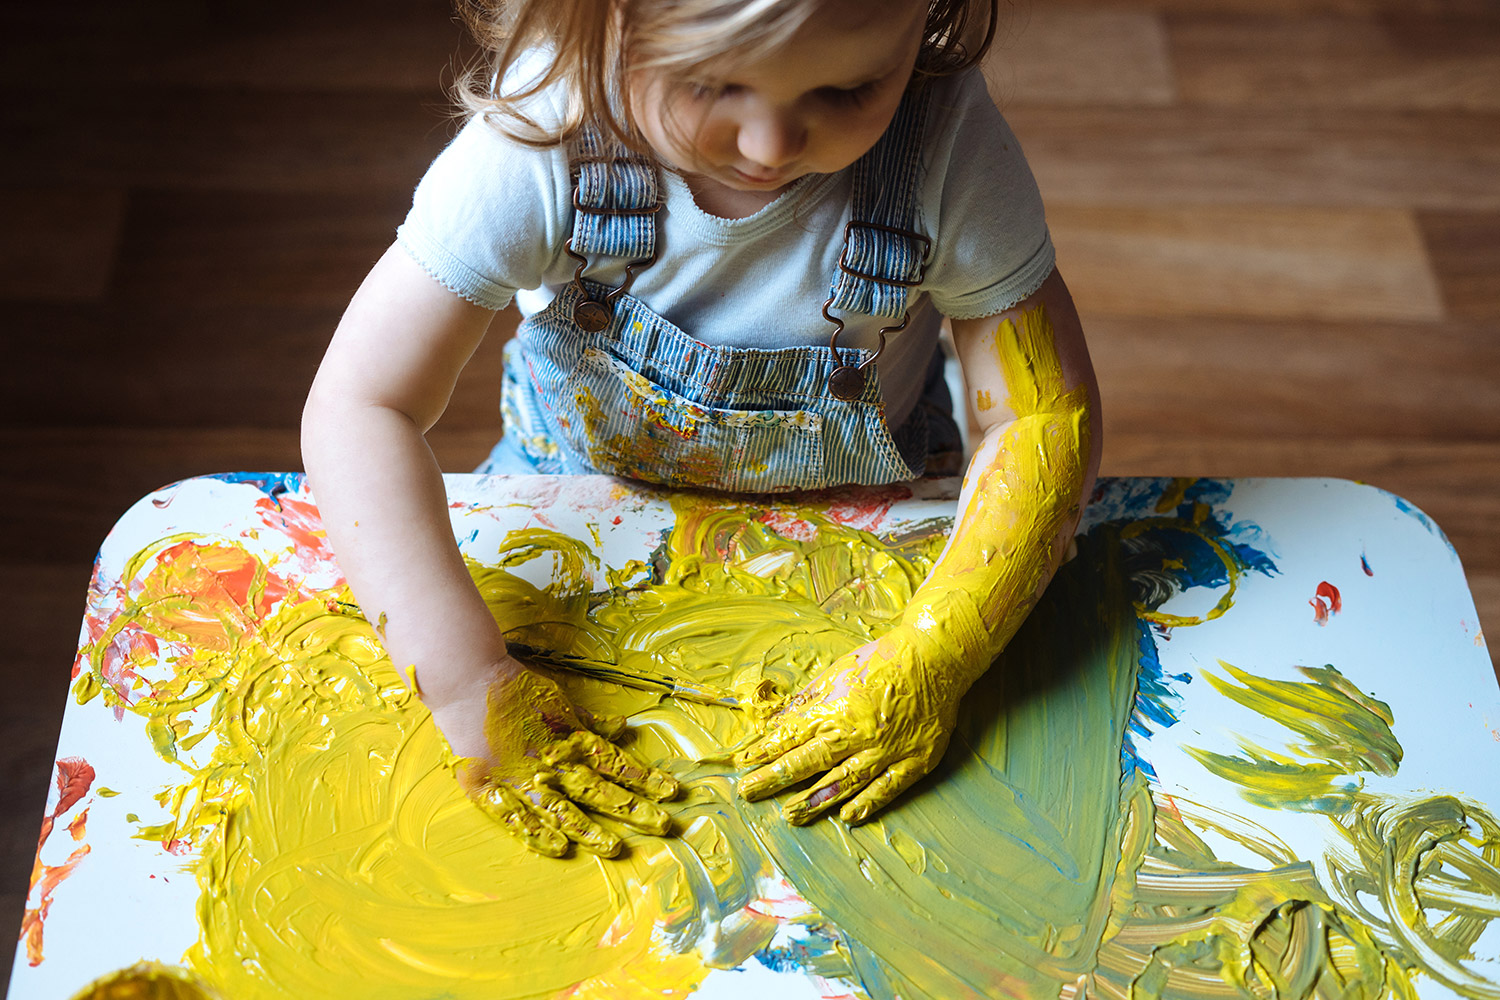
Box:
[1362,550,1375,576]
[1311,580,1342,626]
[20,757,96,966]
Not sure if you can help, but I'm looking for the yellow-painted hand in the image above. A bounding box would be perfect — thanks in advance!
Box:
[735,610,986,826]
[433,661,679,859]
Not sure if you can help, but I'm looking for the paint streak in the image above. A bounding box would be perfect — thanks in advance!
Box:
[1178,660,1500,1000]
[21,757,96,966]
[65,475,1496,1000]
[1362,551,1375,576]
[1187,662,1398,813]
[1311,580,1342,625]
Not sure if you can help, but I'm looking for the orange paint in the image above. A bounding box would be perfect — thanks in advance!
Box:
[22,757,96,966]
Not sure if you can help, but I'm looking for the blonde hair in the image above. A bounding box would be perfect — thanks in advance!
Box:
[454,0,1000,151]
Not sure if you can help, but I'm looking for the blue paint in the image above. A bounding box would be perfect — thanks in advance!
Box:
[1375,489,1459,558]
[211,472,304,509]
[1113,478,1279,777]
[1122,619,1191,781]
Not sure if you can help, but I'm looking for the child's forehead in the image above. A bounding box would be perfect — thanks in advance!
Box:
[686,0,926,78]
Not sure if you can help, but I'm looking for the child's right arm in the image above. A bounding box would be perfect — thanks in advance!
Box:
[302,246,678,858]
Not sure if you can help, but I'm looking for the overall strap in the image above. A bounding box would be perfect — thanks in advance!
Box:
[825,85,933,320]
[569,127,660,261]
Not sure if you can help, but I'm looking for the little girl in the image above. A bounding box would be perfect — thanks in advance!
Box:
[302,0,1101,858]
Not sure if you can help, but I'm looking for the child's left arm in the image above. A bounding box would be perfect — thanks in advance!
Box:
[736,268,1101,824]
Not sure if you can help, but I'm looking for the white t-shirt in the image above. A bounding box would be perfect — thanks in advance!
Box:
[396,67,1053,427]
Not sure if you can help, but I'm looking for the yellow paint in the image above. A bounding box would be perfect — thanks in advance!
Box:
[76,493,1150,999]
[72,670,101,705]
[71,484,1483,1000]
[737,303,1092,825]
[1186,662,1400,813]
[975,388,993,412]
[1173,661,1500,999]
[922,302,1090,650]
[70,962,219,1000]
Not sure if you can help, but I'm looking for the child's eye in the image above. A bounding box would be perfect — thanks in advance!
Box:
[686,82,740,102]
[819,81,879,107]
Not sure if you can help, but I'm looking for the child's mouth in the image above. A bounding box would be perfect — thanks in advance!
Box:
[731,167,792,188]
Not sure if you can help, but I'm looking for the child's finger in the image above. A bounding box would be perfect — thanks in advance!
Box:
[837,757,929,826]
[733,716,815,769]
[781,749,889,826]
[532,781,623,857]
[546,763,673,836]
[473,781,568,858]
[737,732,852,802]
[543,730,679,801]
[582,710,628,741]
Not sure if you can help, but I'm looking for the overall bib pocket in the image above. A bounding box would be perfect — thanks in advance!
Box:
[566,348,828,492]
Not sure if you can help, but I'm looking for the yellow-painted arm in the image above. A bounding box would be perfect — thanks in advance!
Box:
[737,269,1100,824]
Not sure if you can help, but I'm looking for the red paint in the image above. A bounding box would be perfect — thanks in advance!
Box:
[1310,581,1342,626]
[53,758,96,816]
[612,515,623,525]
[824,496,900,533]
[757,510,820,545]
[162,838,191,856]
[255,495,342,586]
[22,758,96,966]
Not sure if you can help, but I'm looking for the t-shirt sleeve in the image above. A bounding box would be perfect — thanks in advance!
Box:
[394,112,572,312]
[920,69,1055,320]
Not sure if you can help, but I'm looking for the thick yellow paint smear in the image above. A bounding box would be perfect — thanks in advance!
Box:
[911,302,1090,668]
[77,490,1144,999]
[71,483,1496,999]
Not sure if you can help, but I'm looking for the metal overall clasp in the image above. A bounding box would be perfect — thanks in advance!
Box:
[824,219,932,401]
[567,155,662,333]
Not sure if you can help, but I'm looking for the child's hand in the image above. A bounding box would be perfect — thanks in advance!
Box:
[429,659,680,858]
[733,620,981,826]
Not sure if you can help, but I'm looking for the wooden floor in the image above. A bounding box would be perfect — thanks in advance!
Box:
[2,0,1497,978]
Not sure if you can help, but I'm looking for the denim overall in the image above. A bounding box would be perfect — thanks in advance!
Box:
[478,86,962,492]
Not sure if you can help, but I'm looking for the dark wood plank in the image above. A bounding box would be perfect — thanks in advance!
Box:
[1168,12,1500,110]
[110,188,413,307]
[1006,105,1500,210]
[1052,204,1444,321]
[1419,211,1500,320]
[0,303,517,429]
[1075,0,1499,14]
[2,90,462,194]
[1087,316,1500,440]
[984,8,1175,106]
[0,1,471,92]
[0,189,125,301]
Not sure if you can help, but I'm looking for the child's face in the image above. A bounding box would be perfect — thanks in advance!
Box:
[631,0,929,195]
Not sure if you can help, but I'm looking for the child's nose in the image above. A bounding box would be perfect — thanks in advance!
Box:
[737,109,806,169]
